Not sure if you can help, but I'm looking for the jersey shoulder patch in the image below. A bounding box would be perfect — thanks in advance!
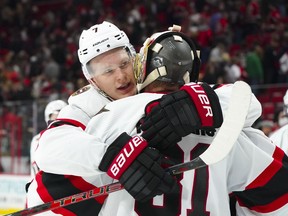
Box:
[71,85,91,96]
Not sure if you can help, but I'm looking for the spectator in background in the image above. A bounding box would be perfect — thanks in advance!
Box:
[223,54,242,83]
[30,99,67,178]
[202,40,229,84]
[1,0,288,102]
[278,32,288,83]
[242,0,261,37]
[245,44,264,95]
[262,35,280,84]
[254,119,274,136]
[273,107,288,131]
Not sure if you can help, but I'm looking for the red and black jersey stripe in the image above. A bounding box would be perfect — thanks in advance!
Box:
[233,147,288,213]
[35,171,107,215]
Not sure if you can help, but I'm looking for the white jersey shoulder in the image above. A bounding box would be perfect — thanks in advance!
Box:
[68,84,111,118]
[58,84,111,126]
[86,93,163,144]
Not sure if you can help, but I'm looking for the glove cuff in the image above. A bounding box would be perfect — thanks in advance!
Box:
[180,83,223,128]
[99,132,132,172]
[99,132,148,180]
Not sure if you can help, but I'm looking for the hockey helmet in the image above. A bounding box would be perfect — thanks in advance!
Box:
[135,26,201,91]
[78,21,135,81]
[44,100,67,124]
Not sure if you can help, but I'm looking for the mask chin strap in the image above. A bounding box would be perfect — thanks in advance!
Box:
[97,89,114,102]
[137,66,167,92]
[89,78,114,102]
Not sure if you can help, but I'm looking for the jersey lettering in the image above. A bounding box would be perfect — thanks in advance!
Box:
[191,129,216,137]
[135,143,210,216]
[188,144,210,216]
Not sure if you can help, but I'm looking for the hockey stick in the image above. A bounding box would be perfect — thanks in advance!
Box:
[168,80,252,174]
[6,81,251,216]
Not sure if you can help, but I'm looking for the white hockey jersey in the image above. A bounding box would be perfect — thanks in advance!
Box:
[270,124,288,155]
[84,83,288,216]
[30,133,40,178]
[27,85,113,215]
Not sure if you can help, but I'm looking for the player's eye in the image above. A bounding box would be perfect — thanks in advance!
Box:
[104,68,115,74]
[119,59,131,69]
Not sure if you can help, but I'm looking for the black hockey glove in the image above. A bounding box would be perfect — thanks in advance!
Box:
[141,83,223,151]
[99,132,178,202]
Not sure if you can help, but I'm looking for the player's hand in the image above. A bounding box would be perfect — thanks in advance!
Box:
[141,83,223,151]
[99,132,178,202]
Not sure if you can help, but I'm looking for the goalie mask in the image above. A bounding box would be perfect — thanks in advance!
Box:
[78,21,135,81]
[135,28,201,92]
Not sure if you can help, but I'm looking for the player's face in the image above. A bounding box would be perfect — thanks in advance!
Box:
[89,48,137,100]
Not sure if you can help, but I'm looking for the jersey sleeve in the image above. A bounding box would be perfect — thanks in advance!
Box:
[30,133,40,178]
[36,93,162,177]
[35,125,108,176]
[35,89,111,177]
[227,127,288,214]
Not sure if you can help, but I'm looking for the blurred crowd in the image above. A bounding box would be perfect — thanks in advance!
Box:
[0,0,288,103]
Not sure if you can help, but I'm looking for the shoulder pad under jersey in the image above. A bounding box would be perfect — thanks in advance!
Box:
[68,84,111,119]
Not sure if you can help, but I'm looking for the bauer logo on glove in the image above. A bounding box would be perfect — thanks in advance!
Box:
[107,135,148,178]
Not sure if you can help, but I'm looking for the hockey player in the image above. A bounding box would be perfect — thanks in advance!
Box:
[30,99,67,178]
[85,30,288,215]
[26,21,140,215]
[26,23,202,215]
[270,90,288,154]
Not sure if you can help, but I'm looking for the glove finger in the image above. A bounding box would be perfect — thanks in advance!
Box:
[121,163,159,202]
[120,148,159,188]
[134,172,161,202]
[164,98,197,136]
[160,92,186,106]
[120,160,142,189]
[141,109,164,131]
[138,148,160,165]
[157,173,178,194]
[181,98,201,127]
[149,161,178,195]
[141,117,169,141]
[135,160,168,201]
[161,156,177,167]
[148,129,181,150]
[162,103,185,136]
